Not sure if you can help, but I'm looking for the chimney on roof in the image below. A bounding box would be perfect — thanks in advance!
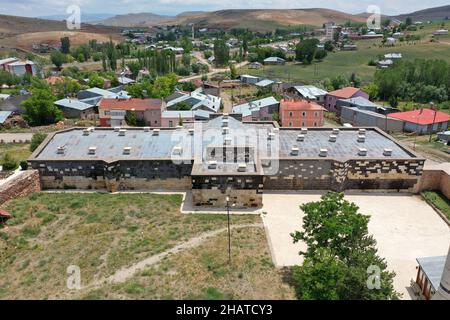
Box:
[123,147,132,155]
[291,147,299,156]
[358,135,366,143]
[358,148,367,156]
[383,148,392,156]
[88,146,97,155]
[329,135,337,142]
[238,163,247,172]
[319,149,328,157]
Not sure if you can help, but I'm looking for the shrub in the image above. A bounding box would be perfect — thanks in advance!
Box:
[30,133,48,152]
[19,160,28,171]
[1,153,18,171]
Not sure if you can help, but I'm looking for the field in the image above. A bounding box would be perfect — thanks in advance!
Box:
[0,143,31,163]
[0,193,294,300]
[239,22,450,84]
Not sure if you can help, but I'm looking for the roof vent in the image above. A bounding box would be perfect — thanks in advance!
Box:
[143,127,150,132]
[301,128,308,135]
[358,148,367,156]
[152,129,160,136]
[172,146,182,155]
[114,127,121,132]
[238,163,247,172]
[383,148,393,156]
[319,148,328,157]
[88,146,97,155]
[332,128,340,135]
[56,146,66,154]
[188,128,194,135]
[208,161,217,169]
[268,132,275,140]
[329,135,337,142]
[118,129,127,136]
[291,147,299,155]
[82,129,90,136]
[359,129,366,135]
[123,147,132,155]
[223,127,229,135]
[357,135,366,143]
[273,128,279,133]
[222,118,229,127]
[224,137,232,145]
[297,134,305,142]
[223,113,229,119]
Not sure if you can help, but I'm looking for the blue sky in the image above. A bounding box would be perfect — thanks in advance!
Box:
[0,0,448,17]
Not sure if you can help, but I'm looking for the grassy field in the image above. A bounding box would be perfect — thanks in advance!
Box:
[0,143,31,163]
[239,22,450,84]
[0,193,293,300]
[422,191,450,220]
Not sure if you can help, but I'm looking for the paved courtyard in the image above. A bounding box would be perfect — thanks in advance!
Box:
[261,191,450,299]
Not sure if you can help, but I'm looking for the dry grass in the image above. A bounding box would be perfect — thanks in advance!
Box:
[0,193,288,300]
[79,227,295,300]
[0,143,31,163]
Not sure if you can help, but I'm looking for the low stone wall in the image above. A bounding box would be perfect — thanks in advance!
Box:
[0,170,41,204]
[416,166,450,199]
[192,189,263,208]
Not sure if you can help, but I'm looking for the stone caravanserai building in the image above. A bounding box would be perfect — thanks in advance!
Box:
[29,115,425,208]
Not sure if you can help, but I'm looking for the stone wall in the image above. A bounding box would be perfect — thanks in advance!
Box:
[192,175,264,207]
[263,158,424,192]
[0,170,41,204]
[416,166,450,199]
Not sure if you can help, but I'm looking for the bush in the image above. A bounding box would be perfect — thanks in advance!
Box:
[19,160,28,171]
[30,133,48,152]
[1,153,18,171]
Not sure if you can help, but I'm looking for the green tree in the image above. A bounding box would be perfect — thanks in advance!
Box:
[314,49,327,61]
[229,64,237,79]
[22,88,62,126]
[60,37,71,54]
[295,38,320,64]
[291,192,400,300]
[50,50,66,70]
[213,39,230,67]
[88,74,104,88]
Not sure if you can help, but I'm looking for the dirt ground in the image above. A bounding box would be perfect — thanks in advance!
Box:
[261,191,450,299]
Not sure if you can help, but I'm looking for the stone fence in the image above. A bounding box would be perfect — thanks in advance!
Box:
[0,170,41,204]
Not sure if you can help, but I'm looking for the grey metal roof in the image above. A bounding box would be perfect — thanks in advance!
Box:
[255,79,275,87]
[32,117,417,163]
[277,129,413,159]
[233,97,279,117]
[293,85,328,99]
[338,96,381,108]
[264,57,285,62]
[54,99,95,111]
[0,111,12,124]
[417,256,446,291]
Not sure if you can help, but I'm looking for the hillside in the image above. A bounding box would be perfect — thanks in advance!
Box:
[0,14,123,52]
[95,12,171,27]
[96,8,368,31]
[394,5,450,22]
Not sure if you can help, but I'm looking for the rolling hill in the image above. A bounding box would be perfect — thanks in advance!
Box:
[0,15,123,52]
[95,8,368,31]
[394,5,450,22]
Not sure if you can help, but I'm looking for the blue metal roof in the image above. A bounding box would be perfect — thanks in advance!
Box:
[0,111,12,124]
[417,256,446,290]
[54,99,95,111]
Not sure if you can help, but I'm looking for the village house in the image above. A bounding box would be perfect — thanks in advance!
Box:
[165,88,221,114]
[263,57,286,65]
[0,58,37,76]
[286,85,328,105]
[325,87,369,112]
[232,96,279,121]
[280,99,325,128]
[98,98,164,127]
[388,108,450,135]
[54,98,98,120]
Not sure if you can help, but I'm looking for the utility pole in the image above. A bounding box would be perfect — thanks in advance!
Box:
[226,196,232,265]
[429,101,437,143]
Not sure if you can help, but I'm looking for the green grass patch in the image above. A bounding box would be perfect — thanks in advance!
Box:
[422,191,450,220]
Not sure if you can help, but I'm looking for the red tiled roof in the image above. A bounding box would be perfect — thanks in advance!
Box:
[389,108,450,125]
[280,99,325,111]
[0,209,13,218]
[99,98,163,111]
[328,87,362,99]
